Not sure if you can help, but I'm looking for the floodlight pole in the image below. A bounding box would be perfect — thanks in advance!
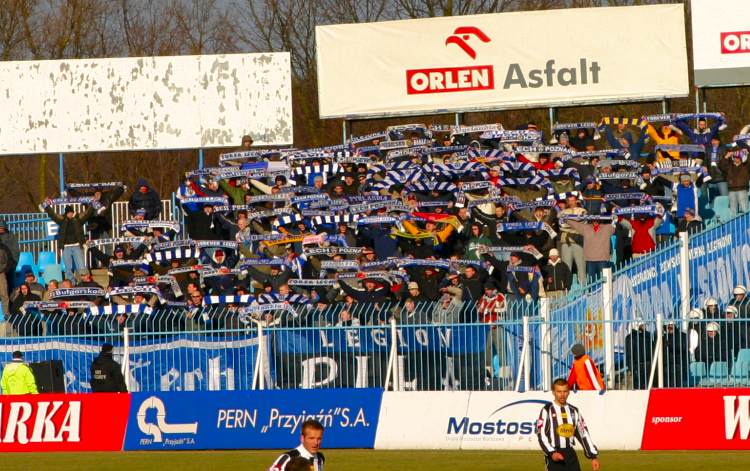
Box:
[58,153,65,195]
[198,148,204,170]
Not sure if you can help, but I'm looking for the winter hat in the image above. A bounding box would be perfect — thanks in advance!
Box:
[64,205,75,214]
[549,248,559,257]
[407,282,419,290]
[101,343,114,353]
[571,343,585,357]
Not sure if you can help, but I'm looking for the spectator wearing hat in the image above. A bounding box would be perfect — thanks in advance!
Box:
[730,285,750,319]
[404,281,429,303]
[567,343,604,391]
[625,321,654,389]
[718,149,750,216]
[43,201,95,281]
[543,249,572,299]
[91,343,127,392]
[128,178,162,220]
[722,305,747,364]
[1,351,38,395]
[674,173,700,222]
[676,207,704,234]
[697,321,727,368]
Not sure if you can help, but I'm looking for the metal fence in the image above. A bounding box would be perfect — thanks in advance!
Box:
[1,297,747,393]
[1,198,176,261]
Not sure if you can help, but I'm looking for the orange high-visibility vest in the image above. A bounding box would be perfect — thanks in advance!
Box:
[567,354,605,391]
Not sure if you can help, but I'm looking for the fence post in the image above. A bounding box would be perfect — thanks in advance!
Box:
[387,318,400,391]
[656,313,664,389]
[602,267,615,389]
[514,316,530,392]
[58,153,65,195]
[123,327,131,391]
[679,232,691,322]
[252,323,265,390]
[539,297,552,391]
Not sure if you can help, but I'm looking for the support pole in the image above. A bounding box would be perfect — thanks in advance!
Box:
[695,87,701,117]
[548,107,557,136]
[58,153,65,195]
[602,267,615,389]
[523,315,531,392]
[661,99,668,114]
[454,113,462,127]
[342,120,349,145]
[198,148,204,170]
[656,313,664,389]
[388,319,401,391]
[539,297,552,391]
[122,327,131,392]
[679,232,691,323]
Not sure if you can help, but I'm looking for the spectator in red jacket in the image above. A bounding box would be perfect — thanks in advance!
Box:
[619,212,663,258]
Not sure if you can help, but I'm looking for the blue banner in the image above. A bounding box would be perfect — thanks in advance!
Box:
[123,388,383,450]
[689,216,750,305]
[274,325,487,355]
[0,334,259,393]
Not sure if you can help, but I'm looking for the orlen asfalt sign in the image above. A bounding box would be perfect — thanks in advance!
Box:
[0,393,130,452]
[316,4,687,118]
[692,0,750,87]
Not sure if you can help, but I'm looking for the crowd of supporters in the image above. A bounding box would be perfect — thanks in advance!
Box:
[0,114,748,348]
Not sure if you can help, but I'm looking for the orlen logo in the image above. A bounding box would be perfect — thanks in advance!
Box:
[137,396,198,443]
[0,400,81,444]
[721,31,750,54]
[446,399,548,437]
[445,26,491,59]
[724,395,750,440]
[406,26,494,95]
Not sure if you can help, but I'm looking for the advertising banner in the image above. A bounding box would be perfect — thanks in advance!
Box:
[642,388,750,450]
[689,217,750,306]
[375,390,648,450]
[0,393,129,452]
[316,5,688,118]
[0,334,259,393]
[272,325,488,391]
[123,388,383,450]
[0,53,292,155]
[691,0,750,87]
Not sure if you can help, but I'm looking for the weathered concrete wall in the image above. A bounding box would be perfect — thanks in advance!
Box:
[0,53,292,155]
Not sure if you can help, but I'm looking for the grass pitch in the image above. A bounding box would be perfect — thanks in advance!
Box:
[3,450,750,470]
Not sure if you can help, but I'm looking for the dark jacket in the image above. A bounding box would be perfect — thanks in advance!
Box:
[718,156,750,191]
[543,259,572,292]
[87,185,125,238]
[662,328,689,387]
[184,209,221,240]
[129,178,162,220]
[91,352,128,392]
[45,206,94,246]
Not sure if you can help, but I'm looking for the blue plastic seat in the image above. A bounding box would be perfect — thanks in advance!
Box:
[713,196,731,223]
[37,251,57,269]
[14,252,34,273]
[41,264,63,284]
[689,361,707,386]
[700,361,729,386]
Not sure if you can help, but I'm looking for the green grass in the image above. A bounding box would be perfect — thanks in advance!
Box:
[3,450,750,471]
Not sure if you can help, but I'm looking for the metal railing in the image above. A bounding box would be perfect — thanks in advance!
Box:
[0,199,176,261]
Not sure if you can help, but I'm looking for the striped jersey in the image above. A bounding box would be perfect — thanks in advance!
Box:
[269,444,325,471]
[536,402,598,459]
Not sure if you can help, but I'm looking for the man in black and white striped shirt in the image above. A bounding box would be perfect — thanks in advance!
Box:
[269,419,325,471]
[536,378,600,471]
